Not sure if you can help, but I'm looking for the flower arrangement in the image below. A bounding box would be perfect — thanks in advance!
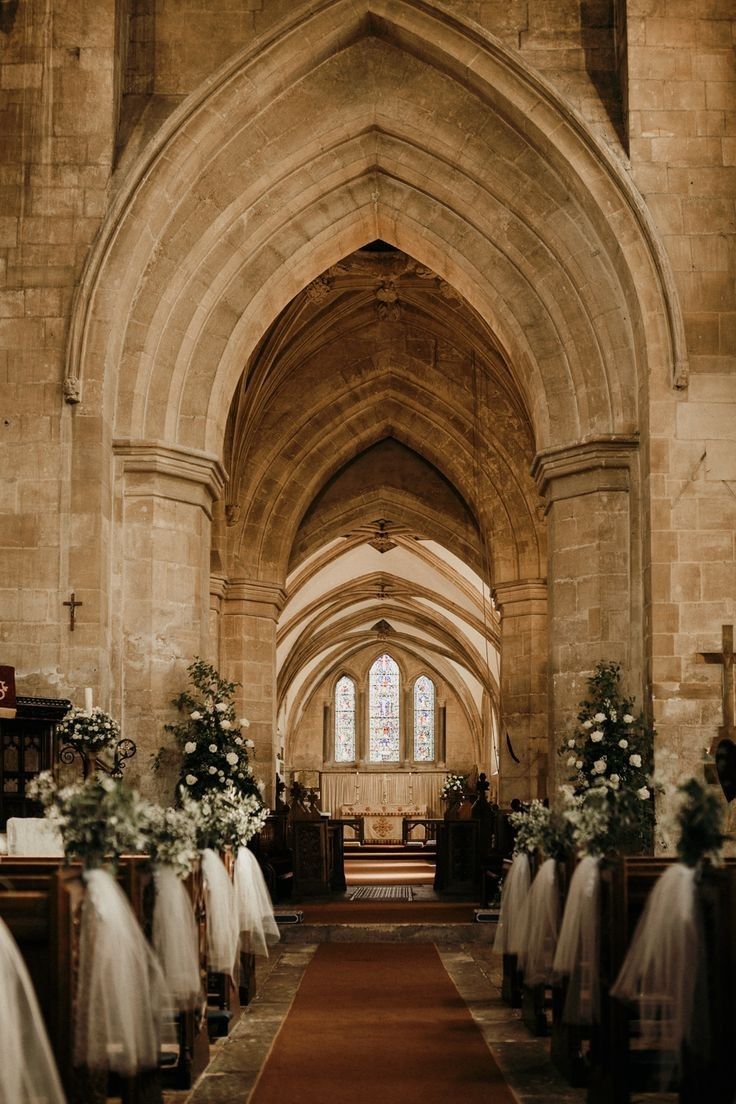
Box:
[143,804,199,877]
[674,777,727,868]
[57,706,120,752]
[180,784,269,854]
[165,658,265,808]
[440,773,468,802]
[29,771,148,868]
[561,662,655,853]
[510,799,574,861]
[558,785,612,858]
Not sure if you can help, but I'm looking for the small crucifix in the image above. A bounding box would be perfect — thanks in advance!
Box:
[698,624,734,749]
[63,591,83,632]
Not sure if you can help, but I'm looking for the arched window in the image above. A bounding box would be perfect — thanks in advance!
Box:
[369,653,400,762]
[413,675,435,762]
[334,675,356,762]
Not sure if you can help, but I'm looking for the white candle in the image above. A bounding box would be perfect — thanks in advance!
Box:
[84,687,93,712]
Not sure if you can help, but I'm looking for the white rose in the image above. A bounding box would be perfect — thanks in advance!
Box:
[184,741,196,754]
[226,752,238,766]
[593,759,606,774]
[567,739,576,748]
[208,743,217,753]
[208,766,217,775]
[220,719,232,731]
[582,720,592,730]
[618,739,628,749]
[218,771,225,779]
[245,738,255,749]
[234,737,243,745]
[239,717,250,728]
[623,714,634,724]
[637,786,650,800]
[594,712,606,723]
[185,774,197,786]
[610,774,620,787]
[190,710,202,720]
[590,731,604,743]
[215,702,227,713]
[575,760,583,769]
[567,756,576,766]
[629,754,642,768]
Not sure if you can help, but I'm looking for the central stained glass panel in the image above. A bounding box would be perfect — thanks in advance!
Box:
[369,653,400,762]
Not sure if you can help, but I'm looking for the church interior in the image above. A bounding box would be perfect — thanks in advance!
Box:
[1,1,735,1102]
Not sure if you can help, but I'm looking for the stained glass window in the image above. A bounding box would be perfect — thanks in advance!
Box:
[369,653,400,762]
[413,675,435,762]
[334,675,356,762]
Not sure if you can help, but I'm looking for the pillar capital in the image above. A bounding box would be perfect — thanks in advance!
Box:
[114,439,227,518]
[492,579,547,616]
[225,579,287,620]
[531,436,638,511]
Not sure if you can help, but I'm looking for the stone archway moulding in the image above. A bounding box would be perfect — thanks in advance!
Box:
[64,0,688,465]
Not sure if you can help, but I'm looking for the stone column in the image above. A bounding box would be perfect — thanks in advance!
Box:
[113,441,226,799]
[492,580,548,803]
[532,438,642,788]
[221,580,286,804]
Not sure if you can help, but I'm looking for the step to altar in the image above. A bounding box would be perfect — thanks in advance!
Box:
[278,921,494,945]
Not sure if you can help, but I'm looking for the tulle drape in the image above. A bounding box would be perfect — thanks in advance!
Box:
[552,855,601,1024]
[0,916,66,1104]
[200,848,240,981]
[517,857,560,985]
[153,866,202,1010]
[610,863,702,1080]
[75,868,169,1075]
[493,852,531,956]
[233,848,280,958]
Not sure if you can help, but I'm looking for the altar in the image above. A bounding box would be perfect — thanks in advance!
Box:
[340,802,427,844]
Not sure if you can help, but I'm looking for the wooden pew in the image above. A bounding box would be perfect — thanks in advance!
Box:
[250,815,293,901]
[550,855,589,1086]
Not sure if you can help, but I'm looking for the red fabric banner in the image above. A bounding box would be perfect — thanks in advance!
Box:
[0,665,17,718]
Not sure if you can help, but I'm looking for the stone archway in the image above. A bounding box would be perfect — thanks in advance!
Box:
[63,0,685,797]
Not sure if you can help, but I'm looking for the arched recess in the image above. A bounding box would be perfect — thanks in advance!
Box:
[65,0,687,799]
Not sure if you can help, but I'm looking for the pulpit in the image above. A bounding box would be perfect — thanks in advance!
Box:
[340,803,427,844]
[0,695,70,829]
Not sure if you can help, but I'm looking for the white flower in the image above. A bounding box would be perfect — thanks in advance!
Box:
[637,786,650,800]
[215,702,227,713]
[257,780,266,795]
[576,760,583,769]
[592,758,606,774]
[594,712,606,723]
[208,743,217,753]
[623,714,634,725]
[618,738,628,749]
[190,710,202,720]
[208,766,217,775]
[218,771,225,779]
[609,710,617,722]
[184,741,196,754]
[220,719,232,731]
[590,731,604,743]
[629,754,642,768]
[245,738,255,749]
[567,756,576,766]
[239,717,250,728]
[226,752,238,766]
[582,720,592,730]
[567,739,576,748]
[185,774,197,786]
[610,774,620,787]
[234,737,243,745]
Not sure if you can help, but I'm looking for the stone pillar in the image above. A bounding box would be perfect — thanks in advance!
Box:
[113,442,226,799]
[532,438,642,788]
[492,580,548,803]
[221,580,286,804]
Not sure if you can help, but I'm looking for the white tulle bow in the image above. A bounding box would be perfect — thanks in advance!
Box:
[552,855,601,1024]
[610,863,700,1075]
[0,915,66,1104]
[200,849,240,981]
[517,857,560,985]
[233,848,280,958]
[493,851,531,956]
[153,866,202,1010]
[75,868,169,1075]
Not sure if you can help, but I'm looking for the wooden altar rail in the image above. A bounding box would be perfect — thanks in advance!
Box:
[402,817,442,844]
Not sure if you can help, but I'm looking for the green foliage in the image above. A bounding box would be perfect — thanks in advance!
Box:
[440,773,469,801]
[560,661,655,854]
[163,658,265,810]
[510,800,574,861]
[179,786,269,853]
[57,706,120,752]
[675,777,727,868]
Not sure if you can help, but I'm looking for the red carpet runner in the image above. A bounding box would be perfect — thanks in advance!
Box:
[250,943,516,1103]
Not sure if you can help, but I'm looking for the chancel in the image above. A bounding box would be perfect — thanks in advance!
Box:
[2,1,735,1102]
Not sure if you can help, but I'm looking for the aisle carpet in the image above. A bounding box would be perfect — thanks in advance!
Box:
[249,943,516,1104]
[300,901,476,923]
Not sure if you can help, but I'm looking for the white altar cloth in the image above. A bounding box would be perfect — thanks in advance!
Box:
[340,803,427,843]
[6,817,64,856]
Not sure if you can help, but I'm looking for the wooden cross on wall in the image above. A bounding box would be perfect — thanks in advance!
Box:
[698,624,734,749]
[63,592,83,631]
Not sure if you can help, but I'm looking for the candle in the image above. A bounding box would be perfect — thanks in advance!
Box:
[84,687,93,712]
